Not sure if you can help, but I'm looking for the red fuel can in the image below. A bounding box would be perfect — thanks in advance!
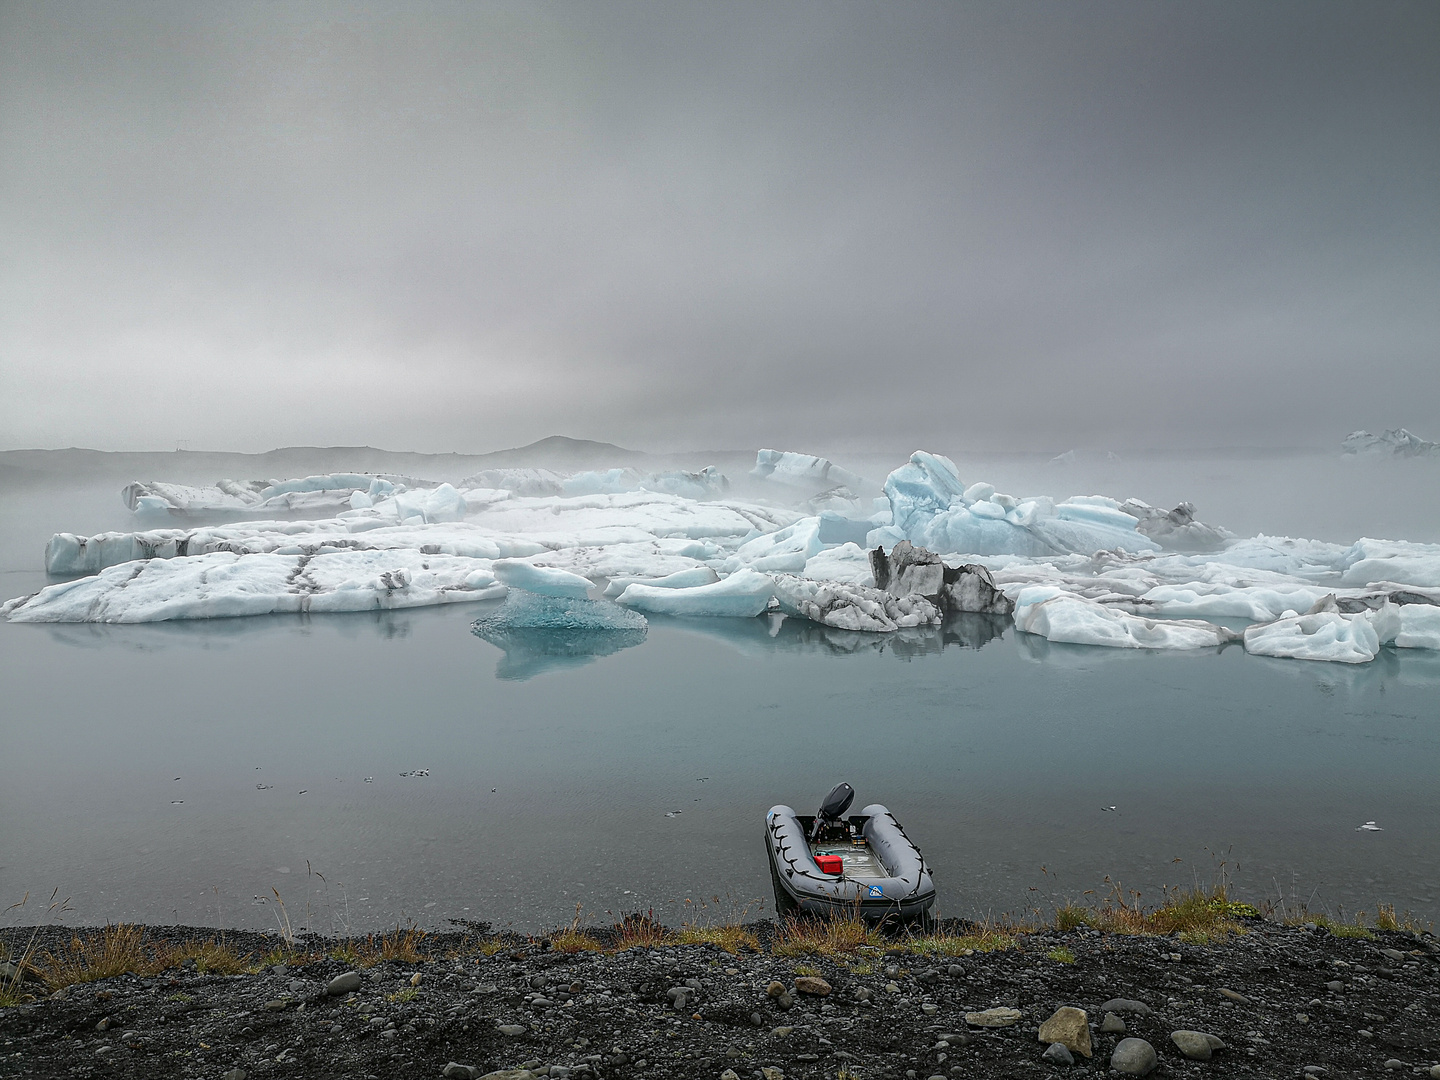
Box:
[814,854,843,875]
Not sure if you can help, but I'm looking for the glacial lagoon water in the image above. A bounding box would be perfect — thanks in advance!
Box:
[2,467,1439,936]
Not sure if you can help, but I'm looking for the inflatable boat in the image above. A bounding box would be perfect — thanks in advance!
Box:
[765,783,936,923]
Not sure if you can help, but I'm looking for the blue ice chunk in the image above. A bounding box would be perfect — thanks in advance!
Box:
[472,590,648,633]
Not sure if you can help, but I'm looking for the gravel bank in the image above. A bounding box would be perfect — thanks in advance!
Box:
[2,920,1438,1079]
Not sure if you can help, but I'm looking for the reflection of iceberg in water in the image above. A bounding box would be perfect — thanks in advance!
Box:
[41,607,421,651]
[470,590,648,680]
[475,625,649,680]
[654,610,1008,660]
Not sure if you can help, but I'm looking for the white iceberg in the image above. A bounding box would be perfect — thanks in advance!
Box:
[601,566,720,597]
[1,549,505,623]
[1242,609,1382,664]
[751,449,867,493]
[491,560,594,599]
[1015,586,1238,650]
[616,569,776,618]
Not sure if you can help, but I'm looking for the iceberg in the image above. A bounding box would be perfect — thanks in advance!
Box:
[1015,586,1238,650]
[561,466,729,500]
[772,575,942,633]
[751,449,867,493]
[616,569,776,618]
[120,474,431,519]
[1342,428,1439,457]
[1,549,505,623]
[9,448,1440,667]
[1242,609,1381,664]
[601,566,720,597]
[470,591,648,680]
[491,560,594,599]
[881,452,1165,558]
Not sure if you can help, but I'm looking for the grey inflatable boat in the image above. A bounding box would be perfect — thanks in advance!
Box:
[766,783,936,923]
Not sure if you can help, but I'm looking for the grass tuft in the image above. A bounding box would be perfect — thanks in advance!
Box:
[773,913,884,957]
[610,911,675,952]
[674,924,760,954]
[1047,947,1076,964]
[549,929,604,955]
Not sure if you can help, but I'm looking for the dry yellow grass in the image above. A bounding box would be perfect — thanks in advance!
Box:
[610,911,675,952]
[549,929,605,954]
[772,913,884,957]
[674,924,761,954]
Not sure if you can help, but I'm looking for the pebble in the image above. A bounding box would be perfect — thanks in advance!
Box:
[720,1071,740,1080]
[920,1003,938,1015]
[1380,948,1407,962]
[1100,1012,1126,1035]
[965,1007,1024,1028]
[1037,1007,1092,1058]
[1170,1030,1225,1061]
[794,976,831,996]
[1428,1066,1440,1080]
[477,1071,539,1080]
[327,971,362,996]
[766,981,787,998]
[1384,1060,1403,1071]
[263,999,287,1011]
[1301,1068,1325,1077]
[443,1065,482,1080]
[946,964,965,977]
[1218,987,1250,1004]
[885,981,900,994]
[1042,1042,1074,1066]
[761,1069,784,1080]
[1099,998,1152,1015]
[497,1024,527,1036]
[221,1071,247,1080]
[1110,1038,1158,1076]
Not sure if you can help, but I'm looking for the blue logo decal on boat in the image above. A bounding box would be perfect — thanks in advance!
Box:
[868,885,884,897]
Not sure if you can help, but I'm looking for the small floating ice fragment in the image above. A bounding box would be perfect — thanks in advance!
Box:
[1356,821,1383,831]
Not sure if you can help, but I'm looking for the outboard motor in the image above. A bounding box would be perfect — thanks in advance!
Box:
[809,782,855,841]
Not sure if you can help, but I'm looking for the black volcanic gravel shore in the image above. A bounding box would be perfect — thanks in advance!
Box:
[2,921,1438,1080]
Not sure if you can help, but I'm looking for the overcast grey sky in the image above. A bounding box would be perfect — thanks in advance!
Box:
[1,1,1437,455]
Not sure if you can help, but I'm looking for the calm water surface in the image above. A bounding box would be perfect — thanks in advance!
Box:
[2,476,1438,934]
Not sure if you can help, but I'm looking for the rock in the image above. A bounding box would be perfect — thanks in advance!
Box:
[965,1007,1024,1028]
[720,1071,741,1080]
[1110,1038,1158,1076]
[766,981,788,998]
[946,964,965,977]
[1428,1066,1440,1080]
[497,1024,528,1036]
[443,1065,481,1080]
[1384,1060,1403,1071]
[1100,1012,1126,1035]
[477,1072,538,1080]
[263,999,288,1011]
[1043,1042,1075,1067]
[1218,987,1250,1004]
[1380,948,1407,962]
[776,990,794,1011]
[884,981,900,994]
[1171,1030,1225,1060]
[1100,998,1152,1016]
[853,987,872,1001]
[1325,980,1345,992]
[771,1026,794,1038]
[794,976,831,996]
[221,1071,247,1080]
[1037,1006,1092,1058]
[761,1069,785,1080]
[920,1002,938,1015]
[327,971,362,996]
[943,562,1015,616]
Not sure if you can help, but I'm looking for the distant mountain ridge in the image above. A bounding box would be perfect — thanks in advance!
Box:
[0,436,653,487]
